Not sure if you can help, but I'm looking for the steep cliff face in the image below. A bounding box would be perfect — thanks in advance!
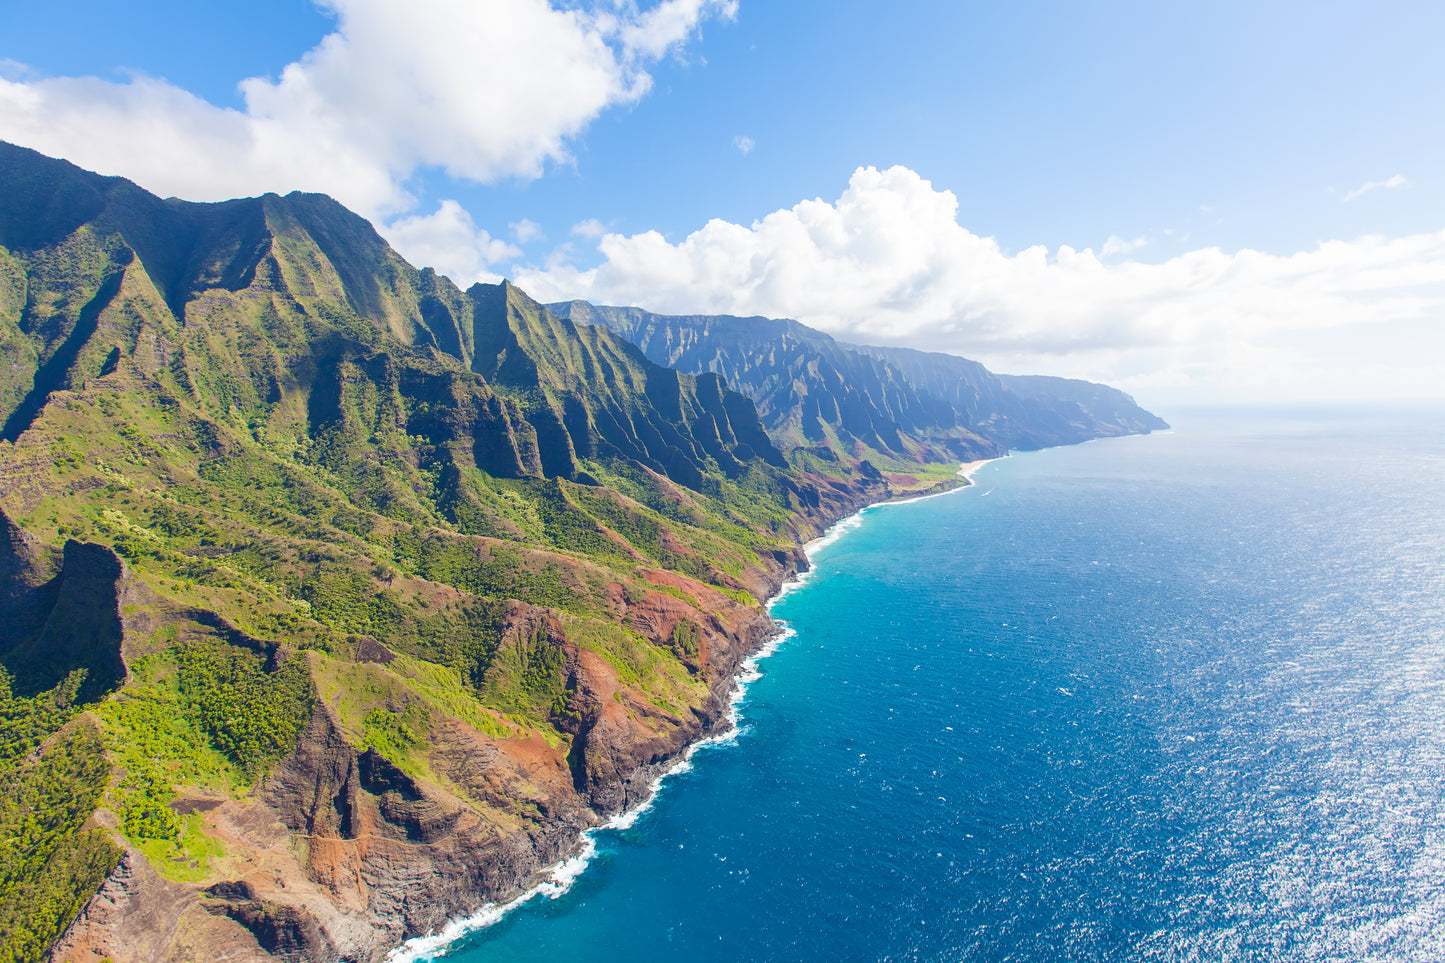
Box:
[0,140,1166,963]
[0,515,134,961]
[853,345,1169,447]
[44,576,808,963]
[0,515,142,712]
[0,509,59,651]
[994,373,1171,440]
[470,284,786,486]
[551,301,1169,460]
[553,301,996,461]
[0,143,919,962]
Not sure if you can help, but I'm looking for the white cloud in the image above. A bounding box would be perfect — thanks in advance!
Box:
[0,0,734,222]
[1343,173,1409,203]
[572,218,608,238]
[1101,234,1147,258]
[510,218,545,244]
[618,0,738,59]
[382,200,520,288]
[734,134,755,155]
[543,243,578,271]
[516,165,1445,401]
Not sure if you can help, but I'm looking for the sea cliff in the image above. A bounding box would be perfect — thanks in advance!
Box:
[0,142,1163,963]
[36,481,895,963]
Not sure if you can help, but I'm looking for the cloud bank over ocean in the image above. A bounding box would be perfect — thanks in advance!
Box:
[518,166,1445,400]
[3,0,1439,402]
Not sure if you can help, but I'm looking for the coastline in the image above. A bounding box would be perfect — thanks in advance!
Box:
[386,458,998,961]
[385,623,795,962]
[886,457,995,505]
[369,418,1445,962]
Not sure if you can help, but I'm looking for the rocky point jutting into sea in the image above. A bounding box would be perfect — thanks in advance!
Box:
[0,142,1164,962]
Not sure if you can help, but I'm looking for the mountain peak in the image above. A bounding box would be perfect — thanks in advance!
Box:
[1,143,1156,963]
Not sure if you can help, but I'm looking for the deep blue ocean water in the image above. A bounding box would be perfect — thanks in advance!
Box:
[423,408,1445,962]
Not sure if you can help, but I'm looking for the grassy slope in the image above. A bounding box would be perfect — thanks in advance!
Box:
[0,143,956,957]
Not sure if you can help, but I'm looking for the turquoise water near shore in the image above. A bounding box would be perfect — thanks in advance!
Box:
[425,408,1445,962]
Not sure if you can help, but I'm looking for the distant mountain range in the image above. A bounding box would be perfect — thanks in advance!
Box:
[0,140,1163,963]
[549,301,1167,465]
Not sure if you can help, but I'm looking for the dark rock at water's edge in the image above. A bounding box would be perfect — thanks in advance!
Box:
[0,141,939,963]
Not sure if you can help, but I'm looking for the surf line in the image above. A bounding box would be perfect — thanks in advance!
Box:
[877,457,997,509]
[384,626,792,962]
[386,588,825,955]
[386,459,994,961]
[384,620,801,962]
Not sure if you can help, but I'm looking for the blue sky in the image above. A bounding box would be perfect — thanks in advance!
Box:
[2,0,1442,402]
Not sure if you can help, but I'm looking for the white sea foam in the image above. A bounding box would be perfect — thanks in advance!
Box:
[386,617,800,961]
[384,836,597,963]
[803,512,866,558]
[874,457,1000,510]
[774,459,1003,603]
[768,520,855,607]
[387,460,1001,961]
[872,487,959,509]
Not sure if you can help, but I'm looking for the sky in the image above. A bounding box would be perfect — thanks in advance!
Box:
[2,0,1442,405]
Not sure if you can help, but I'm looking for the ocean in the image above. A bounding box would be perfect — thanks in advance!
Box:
[408,407,1445,962]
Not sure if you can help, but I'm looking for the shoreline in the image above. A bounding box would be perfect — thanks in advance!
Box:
[385,624,796,962]
[385,458,997,962]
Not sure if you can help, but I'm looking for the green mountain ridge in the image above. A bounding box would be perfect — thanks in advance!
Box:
[0,142,941,963]
[0,140,1163,963]
[548,301,1168,461]
[846,343,1169,448]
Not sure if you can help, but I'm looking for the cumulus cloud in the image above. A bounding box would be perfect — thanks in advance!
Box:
[515,165,1445,400]
[1343,173,1409,202]
[1101,234,1147,258]
[617,0,739,59]
[571,218,608,238]
[733,134,755,155]
[382,200,520,288]
[510,218,545,244]
[0,0,734,220]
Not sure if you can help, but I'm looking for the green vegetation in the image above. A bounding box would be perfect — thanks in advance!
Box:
[0,143,955,958]
[565,617,705,712]
[384,656,510,740]
[174,641,315,774]
[311,654,524,780]
[0,723,121,963]
[389,527,606,618]
[93,652,240,806]
[362,704,429,769]
[0,668,88,769]
[481,623,570,723]
[90,647,282,878]
[133,814,225,885]
[716,586,758,607]
[116,765,181,843]
[669,619,701,659]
